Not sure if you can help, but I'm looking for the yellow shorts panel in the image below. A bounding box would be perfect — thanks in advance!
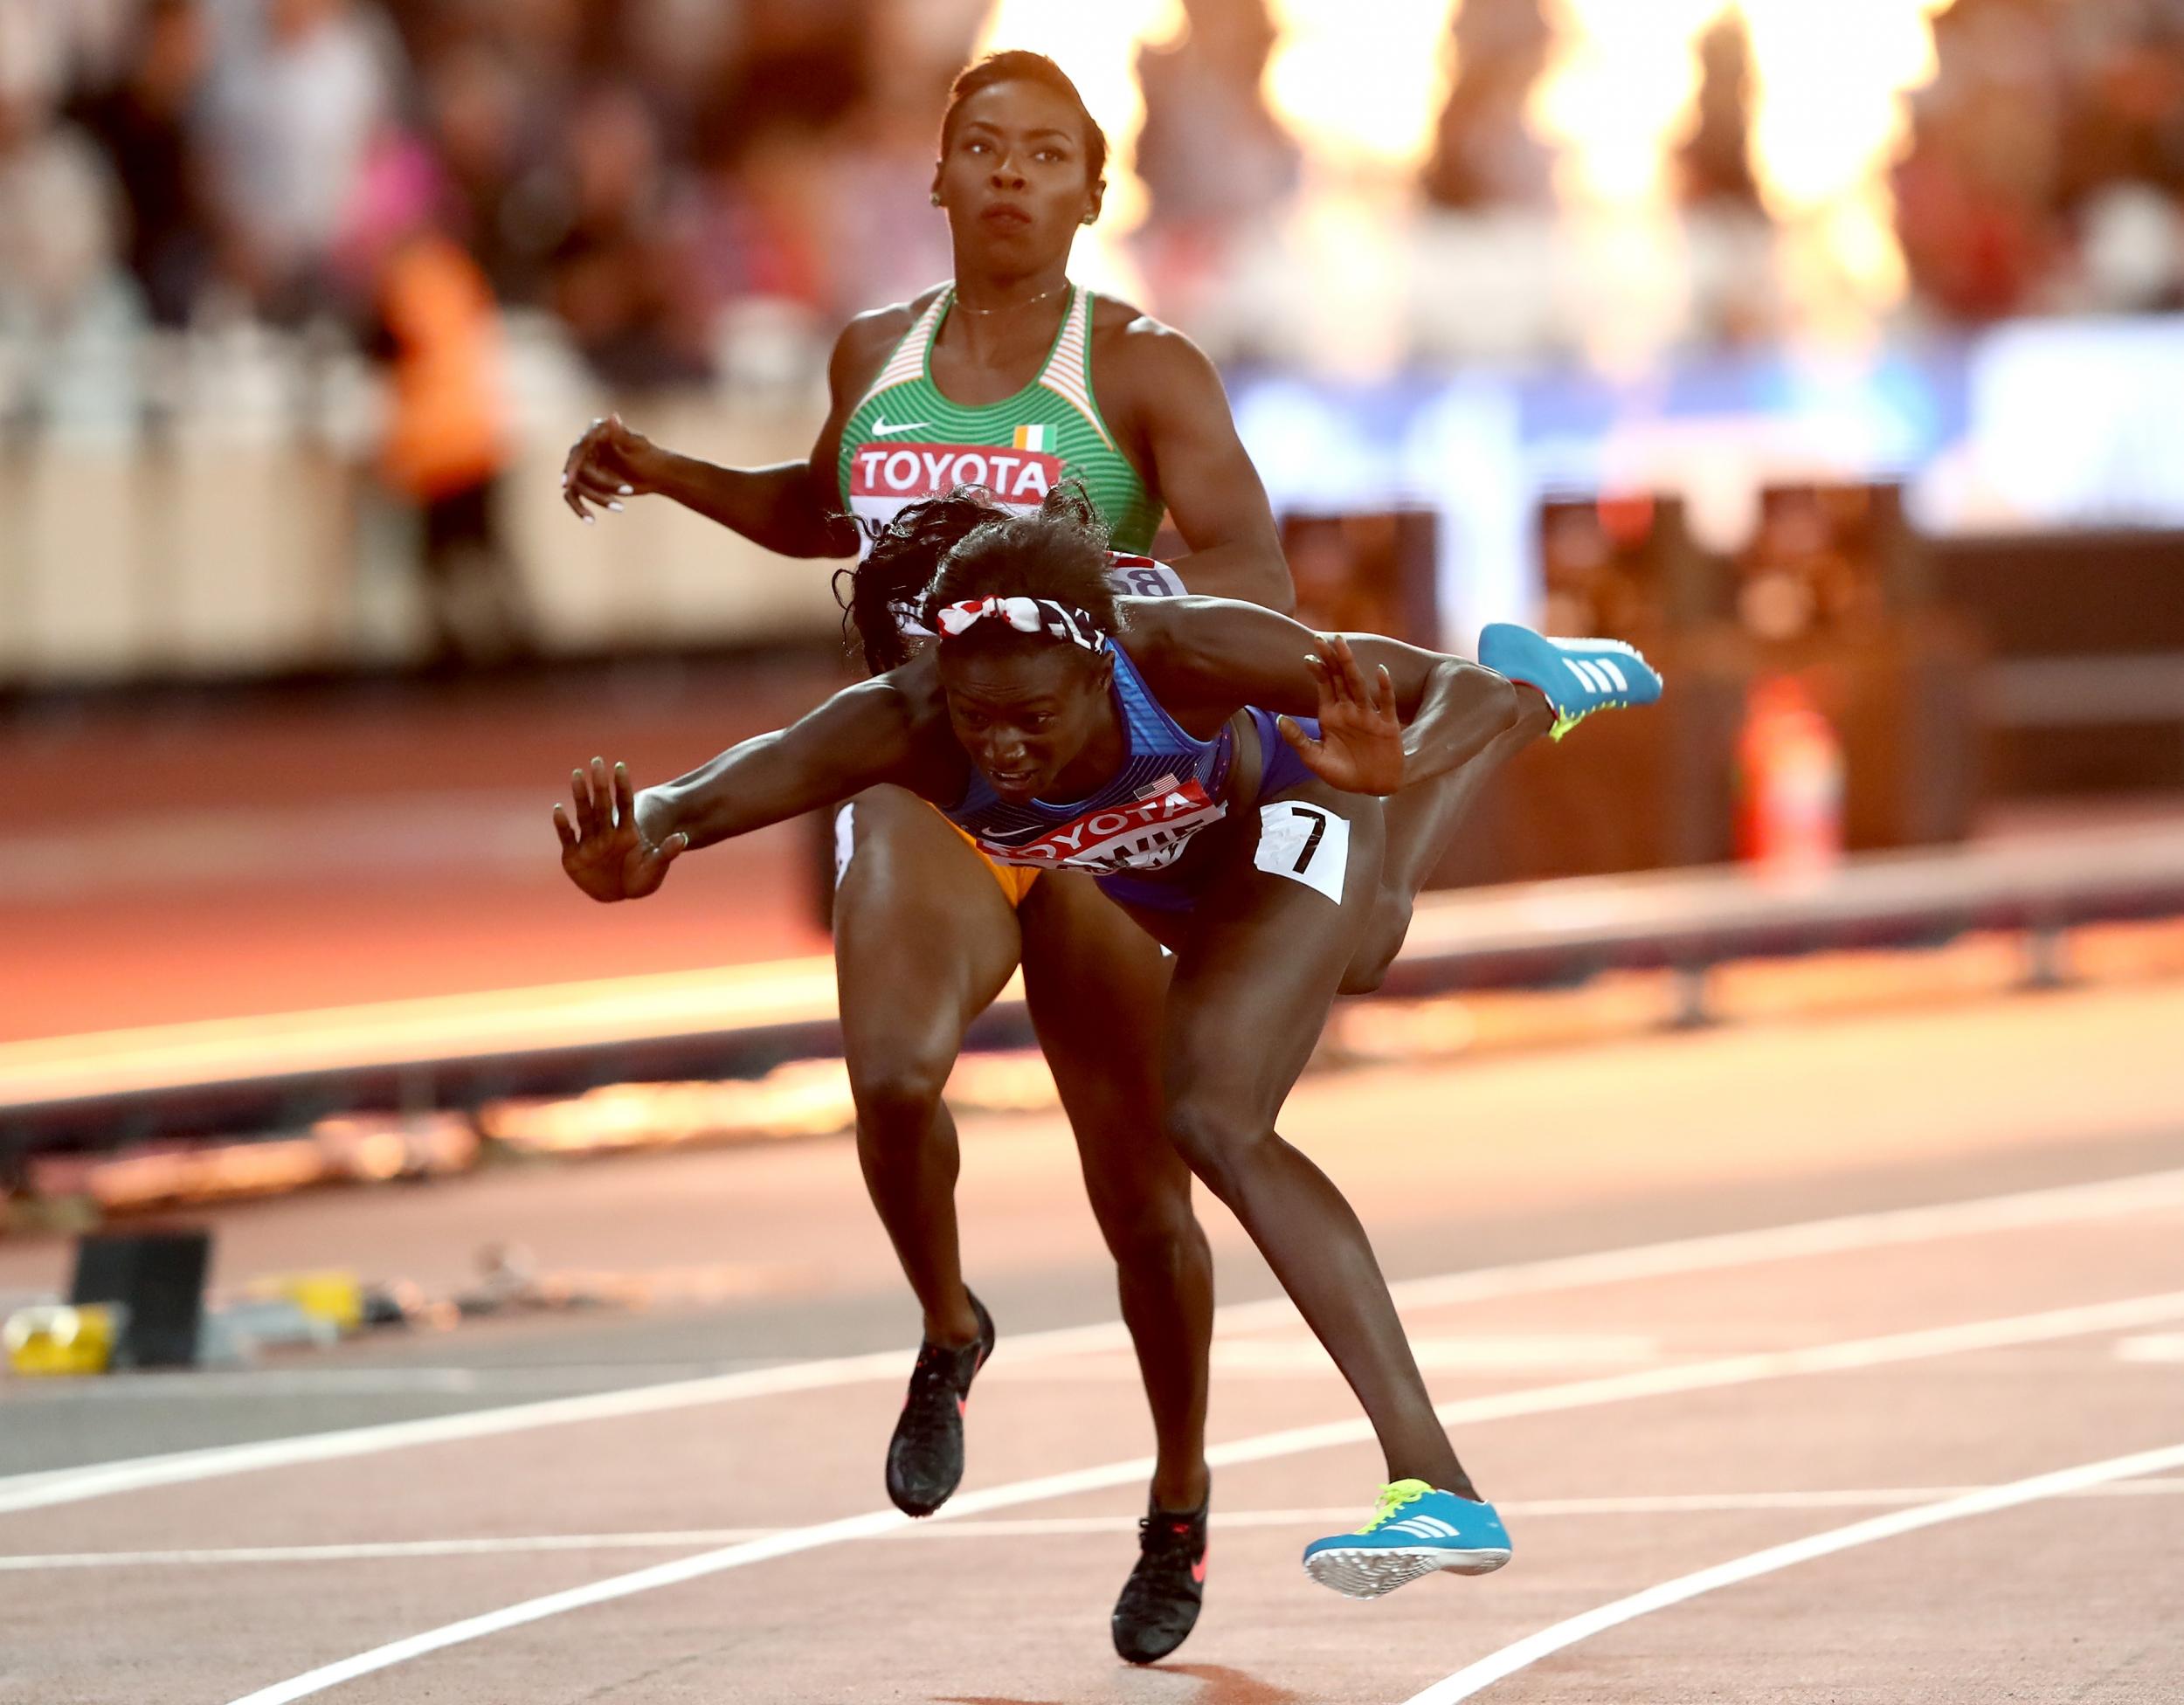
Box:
[943,812,1040,908]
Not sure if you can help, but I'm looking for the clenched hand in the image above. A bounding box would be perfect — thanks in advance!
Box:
[562,414,669,523]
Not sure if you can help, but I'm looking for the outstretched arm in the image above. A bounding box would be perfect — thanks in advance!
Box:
[563,432,852,558]
[1134,598,1522,796]
[553,676,943,902]
[559,308,908,557]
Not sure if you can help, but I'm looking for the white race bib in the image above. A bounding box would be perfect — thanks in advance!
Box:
[1253,800,1351,905]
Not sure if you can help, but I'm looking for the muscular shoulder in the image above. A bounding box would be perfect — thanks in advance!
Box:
[1117,593,1317,728]
[826,286,948,403]
[1115,593,1229,678]
[1089,298,1218,383]
[860,654,957,746]
[848,653,946,730]
[1085,299,1227,436]
[853,656,968,790]
[1124,589,1296,673]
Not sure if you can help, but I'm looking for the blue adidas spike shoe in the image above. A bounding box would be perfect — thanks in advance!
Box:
[1302,1480,1513,1599]
[1478,623,1662,741]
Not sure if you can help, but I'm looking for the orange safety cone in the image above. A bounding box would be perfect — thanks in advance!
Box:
[1737,675,1845,879]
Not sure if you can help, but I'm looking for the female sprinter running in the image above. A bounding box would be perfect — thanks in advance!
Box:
[561,52,1288,1660]
[553,487,1662,1599]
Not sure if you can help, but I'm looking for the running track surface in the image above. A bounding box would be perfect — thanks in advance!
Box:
[2,977,2181,1703]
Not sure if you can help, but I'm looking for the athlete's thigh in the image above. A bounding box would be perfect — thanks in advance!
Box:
[1163,783,1386,1124]
[1016,871,1179,1198]
[833,784,1022,1070]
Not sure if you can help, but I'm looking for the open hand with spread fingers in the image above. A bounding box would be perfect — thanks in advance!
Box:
[554,757,688,902]
[1280,634,1406,796]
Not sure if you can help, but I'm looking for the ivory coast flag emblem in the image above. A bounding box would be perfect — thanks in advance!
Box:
[1012,424,1049,452]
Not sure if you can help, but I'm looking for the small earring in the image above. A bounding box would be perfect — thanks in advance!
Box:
[1081,212,1097,225]
[930,193,943,207]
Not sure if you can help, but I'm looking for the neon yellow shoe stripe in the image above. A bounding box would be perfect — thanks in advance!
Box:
[1356,1478,1437,1534]
[1548,701,1628,742]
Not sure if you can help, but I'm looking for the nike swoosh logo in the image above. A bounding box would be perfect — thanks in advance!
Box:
[870,417,932,437]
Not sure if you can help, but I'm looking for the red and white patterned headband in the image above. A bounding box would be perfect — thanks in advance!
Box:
[934,597,1107,653]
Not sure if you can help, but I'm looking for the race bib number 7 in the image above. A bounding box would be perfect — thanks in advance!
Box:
[1253,801,1351,905]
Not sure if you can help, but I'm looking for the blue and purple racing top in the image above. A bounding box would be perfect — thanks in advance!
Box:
[943,643,1238,877]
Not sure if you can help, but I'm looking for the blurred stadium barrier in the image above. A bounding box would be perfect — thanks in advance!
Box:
[8,822,2181,1170]
[10,315,2184,685]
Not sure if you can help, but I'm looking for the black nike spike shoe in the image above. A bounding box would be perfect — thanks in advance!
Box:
[1111,1493,1210,1665]
[884,1291,996,1517]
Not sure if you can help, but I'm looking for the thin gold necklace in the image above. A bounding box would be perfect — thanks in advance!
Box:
[951,281,1068,317]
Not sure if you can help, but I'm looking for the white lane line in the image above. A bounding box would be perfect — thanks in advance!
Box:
[10,1164,2182,1520]
[11,1481,2184,1574]
[0,1363,786,1401]
[222,1288,2184,1705]
[1399,1440,2184,1704]
[0,1331,1111,1518]
[0,1533,772,1569]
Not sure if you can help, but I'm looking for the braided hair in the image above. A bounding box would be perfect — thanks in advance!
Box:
[840,490,1006,673]
[839,482,1120,673]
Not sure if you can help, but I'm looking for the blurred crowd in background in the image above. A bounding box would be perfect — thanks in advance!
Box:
[10,0,2184,684]
[0,0,990,390]
[1900,0,2184,321]
[9,0,2184,394]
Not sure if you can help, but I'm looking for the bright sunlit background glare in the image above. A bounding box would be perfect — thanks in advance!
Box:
[984,0,1946,349]
[1264,0,1462,172]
